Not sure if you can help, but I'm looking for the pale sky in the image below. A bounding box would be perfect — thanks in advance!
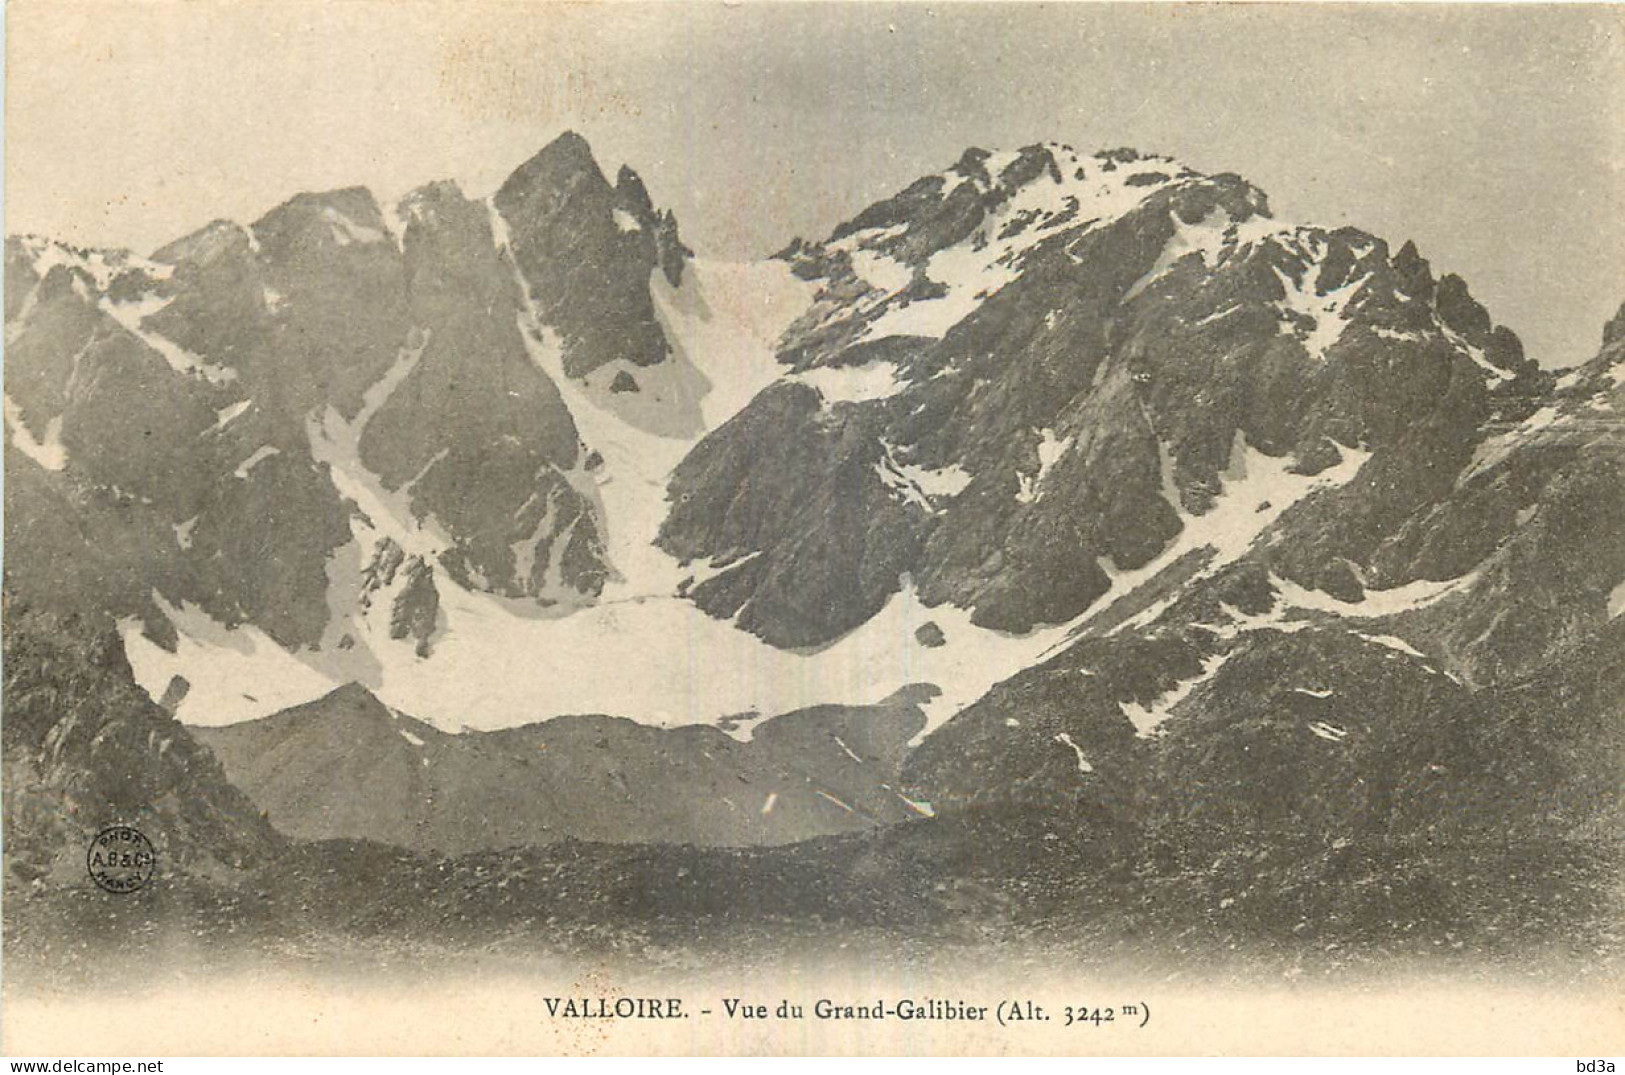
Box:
[7,2,1624,367]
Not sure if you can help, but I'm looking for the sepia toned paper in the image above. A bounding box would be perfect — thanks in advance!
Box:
[4,0,1623,1057]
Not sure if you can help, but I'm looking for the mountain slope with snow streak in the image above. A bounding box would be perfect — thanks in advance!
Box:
[667,142,1538,651]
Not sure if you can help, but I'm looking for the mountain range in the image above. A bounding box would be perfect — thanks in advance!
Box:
[4,132,1621,886]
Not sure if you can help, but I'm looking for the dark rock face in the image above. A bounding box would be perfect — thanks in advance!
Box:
[241,188,414,419]
[2,235,354,649]
[661,382,927,646]
[492,131,689,379]
[1603,300,1625,347]
[191,682,934,851]
[359,539,440,657]
[390,561,439,658]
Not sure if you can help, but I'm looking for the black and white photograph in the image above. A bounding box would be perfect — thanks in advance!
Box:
[2,0,1622,1057]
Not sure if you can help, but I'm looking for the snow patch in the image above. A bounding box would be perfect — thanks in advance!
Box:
[826,223,909,253]
[1126,207,1281,301]
[895,458,972,500]
[649,257,818,430]
[1356,633,1429,659]
[1119,652,1231,737]
[1206,597,1314,640]
[681,550,764,592]
[611,208,642,234]
[1075,435,1373,638]
[121,597,342,726]
[1196,304,1243,327]
[99,296,237,385]
[1440,321,1516,385]
[1053,732,1095,774]
[232,446,280,479]
[1016,427,1073,504]
[1274,570,1478,618]
[1464,405,1562,481]
[1308,721,1349,742]
[795,360,906,404]
[1271,261,1363,362]
[209,399,253,434]
[849,249,914,295]
[877,439,972,511]
[3,396,67,471]
[321,206,387,247]
[20,237,173,291]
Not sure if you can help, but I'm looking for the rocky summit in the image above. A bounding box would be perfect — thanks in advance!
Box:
[3,133,1621,876]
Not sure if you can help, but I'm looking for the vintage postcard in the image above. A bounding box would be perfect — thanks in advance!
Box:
[3,0,1622,1057]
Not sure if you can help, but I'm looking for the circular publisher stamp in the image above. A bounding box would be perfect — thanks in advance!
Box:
[86,825,156,894]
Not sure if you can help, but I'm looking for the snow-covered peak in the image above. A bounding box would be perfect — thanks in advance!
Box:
[779,143,1274,354]
[11,234,174,291]
[822,142,1231,267]
[782,139,1530,392]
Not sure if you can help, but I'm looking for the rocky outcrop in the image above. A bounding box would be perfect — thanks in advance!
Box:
[2,234,354,649]
[660,381,927,646]
[358,539,441,657]
[360,178,605,601]
[2,602,281,888]
[492,131,689,379]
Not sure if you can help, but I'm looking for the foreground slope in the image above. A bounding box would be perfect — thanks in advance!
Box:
[191,682,935,850]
